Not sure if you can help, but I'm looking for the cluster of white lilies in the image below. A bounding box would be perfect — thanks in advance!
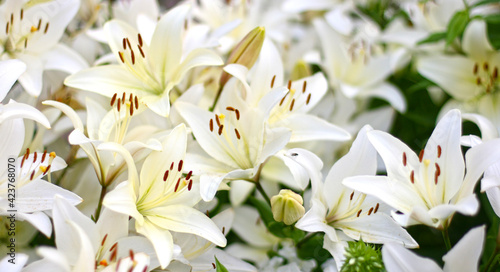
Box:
[2,0,500,271]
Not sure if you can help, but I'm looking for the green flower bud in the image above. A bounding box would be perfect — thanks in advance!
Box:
[270,189,305,225]
[219,26,265,87]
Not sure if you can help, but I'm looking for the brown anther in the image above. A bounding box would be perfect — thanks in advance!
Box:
[356,209,362,217]
[212,263,216,269]
[494,67,498,79]
[21,156,25,168]
[270,75,276,88]
[110,242,118,252]
[20,9,23,20]
[410,170,415,184]
[125,38,132,50]
[130,50,135,64]
[279,93,287,106]
[368,207,374,215]
[41,150,47,163]
[129,249,134,261]
[134,96,139,109]
[118,52,125,63]
[473,63,479,75]
[138,33,143,47]
[402,152,407,166]
[122,38,127,49]
[306,93,311,105]
[178,160,183,172]
[120,92,125,101]
[206,210,210,216]
[33,152,37,162]
[137,44,145,58]
[302,81,307,93]
[142,266,147,272]
[234,128,241,139]
[186,171,192,180]
[26,148,30,156]
[419,150,424,162]
[218,125,224,135]
[350,191,354,201]
[24,38,27,48]
[129,93,133,102]
[44,22,49,34]
[222,227,226,234]
[129,103,134,116]
[109,249,117,262]
[215,114,221,127]
[437,145,442,158]
[235,109,240,120]
[209,119,214,132]
[5,22,8,34]
[10,13,13,25]
[484,62,489,71]
[117,98,121,111]
[435,163,441,176]
[374,203,379,213]
[163,170,169,181]
[170,162,174,171]
[111,93,117,106]
[476,77,482,86]
[287,80,292,90]
[174,178,181,192]
[226,106,235,111]
[289,98,295,111]
[43,165,51,175]
[30,170,35,180]
[188,179,193,191]
[101,234,108,246]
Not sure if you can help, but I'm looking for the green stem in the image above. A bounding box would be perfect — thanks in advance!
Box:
[93,186,107,222]
[297,232,320,248]
[209,85,223,112]
[483,247,500,272]
[442,228,452,251]
[255,182,271,205]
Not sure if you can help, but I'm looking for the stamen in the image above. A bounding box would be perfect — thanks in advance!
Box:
[410,170,415,184]
[287,80,291,90]
[235,109,240,120]
[218,125,224,135]
[20,9,23,20]
[368,207,374,215]
[178,160,183,171]
[138,33,143,47]
[33,152,37,162]
[174,178,181,192]
[356,209,362,217]
[270,75,276,88]
[473,63,478,74]
[118,52,125,63]
[21,156,26,168]
[134,96,139,109]
[99,260,108,266]
[101,234,108,246]
[111,93,117,106]
[41,150,47,163]
[476,77,482,86]
[43,165,51,175]
[226,106,235,111]
[117,98,121,111]
[44,22,49,34]
[129,250,134,261]
[5,22,8,34]
[222,226,225,234]
[37,19,41,31]
[109,247,117,262]
[493,67,498,79]
[130,50,135,64]
[437,145,442,158]
[484,62,489,71]
[209,119,214,132]
[279,94,287,106]
[289,98,295,111]
[10,13,13,25]
[212,263,216,269]
[30,170,35,180]
[129,93,133,102]
[302,81,307,93]
[419,150,424,162]
[125,38,132,50]
[110,242,118,252]
[170,162,174,171]
[234,128,241,139]
[122,38,127,49]
[350,191,354,201]
[122,92,126,102]
[24,38,27,48]
[129,103,134,116]
[137,44,145,58]
[306,93,311,105]
[186,171,192,180]
[188,179,193,190]
[163,170,169,181]
[374,203,379,213]
[215,114,221,127]
[402,152,407,166]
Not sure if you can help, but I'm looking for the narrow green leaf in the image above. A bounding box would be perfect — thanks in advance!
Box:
[248,196,274,226]
[472,0,500,8]
[417,32,447,45]
[215,255,229,272]
[485,14,500,24]
[446,10,469,46]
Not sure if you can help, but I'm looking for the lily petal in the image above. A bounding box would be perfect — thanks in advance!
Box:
[0,59,26,101]
[382,243,441,272]
[442,225,485,272]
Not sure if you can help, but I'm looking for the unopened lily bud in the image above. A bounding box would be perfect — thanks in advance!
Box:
[271,189,305,225]
[219,26,265,87]
[290,60,312,80]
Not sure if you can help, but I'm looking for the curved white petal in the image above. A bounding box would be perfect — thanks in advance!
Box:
[443,225,485,272]
[295,199,338,242]
[1,101,50,128]
[357,82,407,112]
[135,219,173,269]
[462,113,498,142]
[382,243,441,272]
[462,20,494,60]
[103,181,143,225]
[172,48,223,84]
[16,54,43,97]
[0,59,26,101]
[17,179,82,213]
[42,100,83,131]
[279,114,350,143]
[41,43,88,74]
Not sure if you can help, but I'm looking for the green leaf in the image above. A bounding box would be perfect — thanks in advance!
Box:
[417,32,447,45]
[215,255,229,272]
[248,196,274,225]
[485,14,500,24]
[446,10,469,46]
[472,0,500,8]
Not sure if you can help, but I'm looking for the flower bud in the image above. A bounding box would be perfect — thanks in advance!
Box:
[219,26,265,87]
[290,60,312,80]
[271,189,305,225]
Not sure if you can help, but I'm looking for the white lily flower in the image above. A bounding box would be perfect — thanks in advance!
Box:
[343,109,500,229]
[382,225,485,272]
[0,0,88,97]
[417,20,500,129]
[0,100,81,237]
[43,98,162,187]
[289,126,417,269]
[23,196,157,272]
[101,124,226,268]
[65,4,224,117]
[314,18,406,112]
[176,81,291,202]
